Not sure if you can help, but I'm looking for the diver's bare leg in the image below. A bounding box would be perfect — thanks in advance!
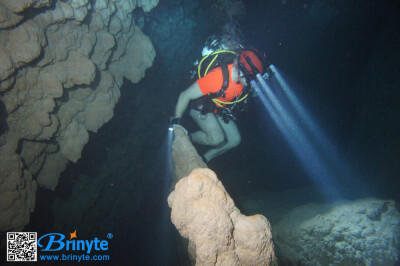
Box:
[189,109,225,146]
[203,116,241,162]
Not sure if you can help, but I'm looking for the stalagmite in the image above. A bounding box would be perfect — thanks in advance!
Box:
[168,126,276,265]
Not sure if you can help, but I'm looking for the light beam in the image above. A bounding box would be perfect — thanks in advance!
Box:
[252,72,343,200]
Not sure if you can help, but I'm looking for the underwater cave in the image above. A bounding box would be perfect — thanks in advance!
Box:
[0,0,399,265]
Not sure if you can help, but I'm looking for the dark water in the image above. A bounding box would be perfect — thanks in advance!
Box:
[24,0,400,265]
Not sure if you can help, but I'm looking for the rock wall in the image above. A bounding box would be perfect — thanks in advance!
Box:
[273,198,400,265]
[0,0,158,232]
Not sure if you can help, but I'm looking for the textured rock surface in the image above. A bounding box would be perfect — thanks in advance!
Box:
[273,198,400,265]
[172,125,207,184]
[168,168,275,265]
[0,0,157,232]
[137,0,159,12]
[169,127,275,265]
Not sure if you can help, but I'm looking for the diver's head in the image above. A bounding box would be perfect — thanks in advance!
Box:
[233,58,247,87]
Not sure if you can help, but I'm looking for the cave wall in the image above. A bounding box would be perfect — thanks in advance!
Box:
[39,1,222,263]
[0,0,158,232]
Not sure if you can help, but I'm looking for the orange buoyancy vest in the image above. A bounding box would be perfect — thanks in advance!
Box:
[197,64,244,107]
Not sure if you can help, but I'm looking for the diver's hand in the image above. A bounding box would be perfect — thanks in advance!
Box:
[169,117,188,135]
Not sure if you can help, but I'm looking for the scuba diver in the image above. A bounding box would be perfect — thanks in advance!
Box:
[171,38,267,163]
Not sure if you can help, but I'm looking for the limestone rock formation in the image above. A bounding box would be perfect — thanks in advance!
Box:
[168,127,275,265]
[137,0,159,13]
[168,168,275,265]
[273,198,400,265]
[172,125,207,184]
[109,26,156,85]
[0,0,158,232]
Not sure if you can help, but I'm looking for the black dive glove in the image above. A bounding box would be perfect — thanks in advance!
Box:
[169,117,181,126]
[169,116,189,136]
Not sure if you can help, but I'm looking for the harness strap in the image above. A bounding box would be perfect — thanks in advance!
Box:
[218,64,229,98]
[212,93,248,107]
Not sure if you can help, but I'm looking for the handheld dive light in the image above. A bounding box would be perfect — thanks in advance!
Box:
[169,117,181,131]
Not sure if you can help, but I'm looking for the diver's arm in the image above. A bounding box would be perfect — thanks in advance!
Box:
[174,82,203,118]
